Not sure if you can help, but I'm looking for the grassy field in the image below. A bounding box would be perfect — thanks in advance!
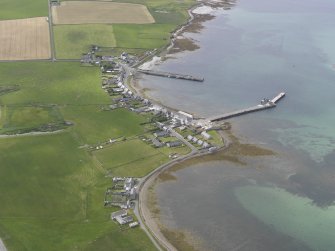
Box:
[54,24,116,59]
[0,133,156,251]
[0,62,109,105]
[0,0,48,20]
[0,61,159,250]
[53,0,196,58]
[0,105,64,134]
[0,0,197,249]
[113,24,175,49]
[61,106,148,145]
[113,0,194,24]
[93,138,169,177]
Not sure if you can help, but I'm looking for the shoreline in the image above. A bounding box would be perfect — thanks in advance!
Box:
[137,130,231,251]
[132,3,227,250]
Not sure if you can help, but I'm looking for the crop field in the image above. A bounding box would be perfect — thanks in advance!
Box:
[93,138,168,177]
[0,17,51,60]
[111,0,194,24]
[54,24,116,59]
[52,1,155,25]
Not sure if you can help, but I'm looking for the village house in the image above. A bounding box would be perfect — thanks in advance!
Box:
[166,141,182,148]
[201,131,212,140]
[153,131,169,137]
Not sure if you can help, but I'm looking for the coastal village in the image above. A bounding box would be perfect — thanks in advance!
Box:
[79,45,287,231]
[80,46,230,229]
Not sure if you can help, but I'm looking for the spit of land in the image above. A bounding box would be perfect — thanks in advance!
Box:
[52,1,155,25]
[0,17,51,60]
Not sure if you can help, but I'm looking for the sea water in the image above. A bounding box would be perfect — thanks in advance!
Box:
[139,0,335,249]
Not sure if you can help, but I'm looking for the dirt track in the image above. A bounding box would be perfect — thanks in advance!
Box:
[0,17,51,60]
[52,1,155,24]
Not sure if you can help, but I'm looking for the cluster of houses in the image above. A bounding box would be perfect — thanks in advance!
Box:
[111,209,139,228]
[187,134,211,149]
[151,129,182,148]
[104,177,137,209]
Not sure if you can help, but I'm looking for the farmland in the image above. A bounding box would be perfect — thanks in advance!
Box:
[0,62,109,105]
[0,105,64,135]
[0,0,198,250]
[0,133,156,251]
[113,24,175,49]
[52,1,155,25]
[0,61,160,250]
[0,0,48,20]
[0,17,50,60]
[93,139,169,177]
[54,24,116,59]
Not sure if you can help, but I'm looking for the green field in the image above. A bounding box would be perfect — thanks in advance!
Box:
[113,0,194,24]
[0,62,159,250]
[93,138,168,177]
[0,133,156,251]
[61,106,148,145]
[0,0,48,20]
[0,62,109,105]
[53,0,195,58]
[54,24,116,59]
[0,105,64,135]
[0,0,197,249]
[113,24,175,49]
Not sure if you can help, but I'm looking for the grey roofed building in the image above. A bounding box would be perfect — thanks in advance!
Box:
[203,142,210,148]
[153,131,169,137]
[197,140,204,146]
[112,88,123,93]
[152,138,163,148]
[111,209,127,220]
[115,215,133,225]
[187,135,193,141]
[166,141,182,148]
[201,131,212,140]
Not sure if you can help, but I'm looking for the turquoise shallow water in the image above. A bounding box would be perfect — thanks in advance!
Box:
[140,0,335,249]
[235,186,335,251]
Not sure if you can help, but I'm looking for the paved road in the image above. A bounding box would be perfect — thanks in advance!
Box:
[48,0,56,61]
[0,239,7,251]
[136,151,199,251]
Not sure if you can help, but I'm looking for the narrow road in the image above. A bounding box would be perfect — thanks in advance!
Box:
[136,151,199,251]
[0,239,7,251]
[48,0,56,61]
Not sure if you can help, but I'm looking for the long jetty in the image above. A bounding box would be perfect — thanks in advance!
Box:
[137,69,204,82]
[208,92,285,122]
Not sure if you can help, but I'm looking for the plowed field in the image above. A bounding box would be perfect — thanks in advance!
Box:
[52,1,155,25]
[0,17,51,60]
